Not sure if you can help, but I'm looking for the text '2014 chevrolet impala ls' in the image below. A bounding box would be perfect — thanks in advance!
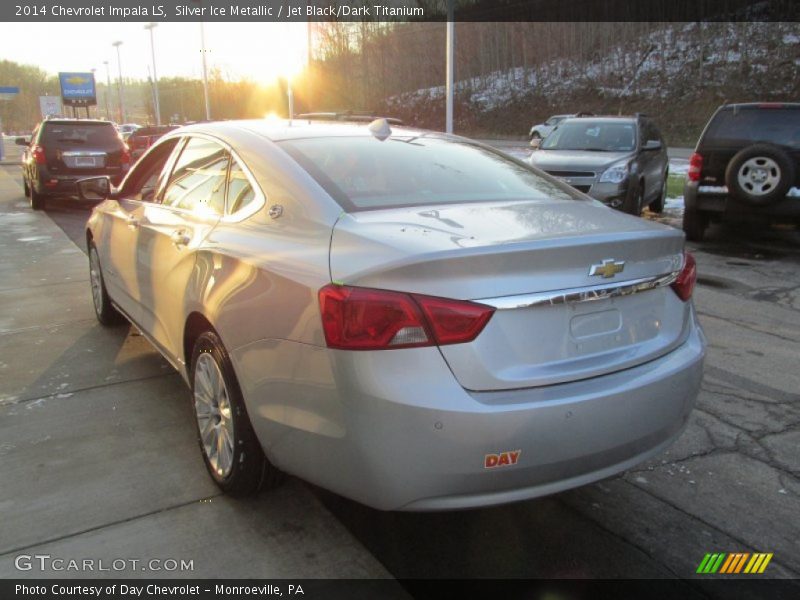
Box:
[81,119,705,511]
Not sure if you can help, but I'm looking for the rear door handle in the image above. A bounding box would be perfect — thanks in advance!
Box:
[170,229,191,247]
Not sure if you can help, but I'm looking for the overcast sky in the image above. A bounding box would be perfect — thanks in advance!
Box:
[0,22,309,84]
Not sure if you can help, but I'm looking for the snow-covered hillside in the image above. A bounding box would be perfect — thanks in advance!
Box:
[383,22,800,143]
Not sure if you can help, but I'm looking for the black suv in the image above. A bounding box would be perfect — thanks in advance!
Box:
[683,103,800,241]
[529,114,669,215]
[18,119,131,210]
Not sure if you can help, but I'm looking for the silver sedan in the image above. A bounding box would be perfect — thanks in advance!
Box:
[82,119,705,510]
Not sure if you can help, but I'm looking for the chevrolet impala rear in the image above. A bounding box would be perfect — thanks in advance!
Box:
[260,131,706,510]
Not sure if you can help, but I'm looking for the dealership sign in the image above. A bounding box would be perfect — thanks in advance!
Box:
[39,96,62,118]
[58,72,97,106]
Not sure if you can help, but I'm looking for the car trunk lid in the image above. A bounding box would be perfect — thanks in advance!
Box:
[329,199,689,391]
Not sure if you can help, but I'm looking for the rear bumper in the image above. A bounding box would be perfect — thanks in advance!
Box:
[236,308,706,511]
[33,168,126,197]
[685,181,800,219]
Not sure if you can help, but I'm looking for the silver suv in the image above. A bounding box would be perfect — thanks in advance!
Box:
[529,114,669,215]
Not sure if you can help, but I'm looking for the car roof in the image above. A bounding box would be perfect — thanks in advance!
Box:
[172,119,447,144]
[41,119,114,126]
[561,116,638,123]
[719,102,800,110]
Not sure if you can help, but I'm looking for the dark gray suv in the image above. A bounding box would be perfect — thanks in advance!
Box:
[683,103,800,241]
[19,118,131,211]
[529,114,669,215]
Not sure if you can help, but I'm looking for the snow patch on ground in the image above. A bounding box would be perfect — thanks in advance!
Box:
[669,159,689,176]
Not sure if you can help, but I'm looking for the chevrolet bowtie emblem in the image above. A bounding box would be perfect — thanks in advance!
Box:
[590,259,625,278]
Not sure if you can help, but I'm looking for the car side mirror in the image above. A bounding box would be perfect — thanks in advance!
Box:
[15,137,29,146]
[530,138,542,149]
[643,139,662,151]
[77,176,112,201]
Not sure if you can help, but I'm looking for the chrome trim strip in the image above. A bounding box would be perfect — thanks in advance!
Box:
[478,271,680,310]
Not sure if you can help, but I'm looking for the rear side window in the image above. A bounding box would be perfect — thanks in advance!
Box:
[162,137,229,216]
[280,136,578,212]
[41,123,120,147]
[641,120,661,144]
[704,108,800,148]
[226,157,258,215]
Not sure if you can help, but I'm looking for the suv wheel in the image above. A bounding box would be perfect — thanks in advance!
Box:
[725,143,795,205]
[650,173,667,213]
[30,187,46,210]
[623,183,644,216]
[683,208,708,242]
[530,131,542,142]
[190,331,283,496]
[23,179,31,198]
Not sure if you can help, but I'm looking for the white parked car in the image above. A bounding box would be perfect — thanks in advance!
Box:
[529,114,573,141]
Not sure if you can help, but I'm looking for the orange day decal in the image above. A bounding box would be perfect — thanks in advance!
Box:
[484,450,522,469]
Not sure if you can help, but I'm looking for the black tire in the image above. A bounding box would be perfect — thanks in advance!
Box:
[650,172,667,213]
[30,187,46,210]
[683,208,708,242]
[725,143,794,206]
[623,182,644,215]
[530,131,542,141]
[88,244,125,326]
[190,330,283,496]
[23,179,31,198]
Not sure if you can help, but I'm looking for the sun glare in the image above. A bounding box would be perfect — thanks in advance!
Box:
[208,23,309,85]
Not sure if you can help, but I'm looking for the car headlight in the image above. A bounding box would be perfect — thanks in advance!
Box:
[599,161,630,184]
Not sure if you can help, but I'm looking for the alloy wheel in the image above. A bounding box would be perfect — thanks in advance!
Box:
[193,352,235,478]
[89,248,104,315]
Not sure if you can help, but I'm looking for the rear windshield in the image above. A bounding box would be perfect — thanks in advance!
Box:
[279,136,579,212]
[703,108,800,148]
[41,123,120,147]
[542,120,637,152]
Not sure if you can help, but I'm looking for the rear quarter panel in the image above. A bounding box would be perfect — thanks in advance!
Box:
[184,135,341,361]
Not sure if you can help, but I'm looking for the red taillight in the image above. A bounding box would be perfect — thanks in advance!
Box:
[121,145,131,169]
[414,293,495,346]
[318,284,495,350]
[671,252,697,302]
[32,144,46,165]
[687,153,703,182]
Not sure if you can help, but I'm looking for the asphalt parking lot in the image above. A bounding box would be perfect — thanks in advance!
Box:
[1,139,798,594]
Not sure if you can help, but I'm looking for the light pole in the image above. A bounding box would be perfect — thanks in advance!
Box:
[112,41,125,123]
[190,0,211,120]
[144,23,162,126]
[102,61,111,120]
[445,0,454,134]
[199,21,211,120]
